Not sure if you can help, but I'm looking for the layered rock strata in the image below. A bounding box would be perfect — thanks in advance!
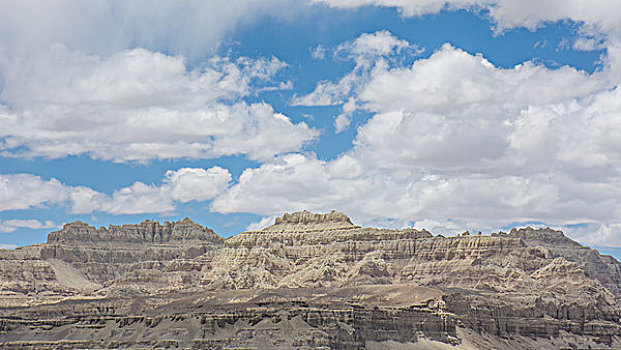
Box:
[1,210,620,349]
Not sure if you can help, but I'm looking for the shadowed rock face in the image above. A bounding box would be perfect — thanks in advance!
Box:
[47,218,222,244]
[1,211,621,349]
[38,219,225,285]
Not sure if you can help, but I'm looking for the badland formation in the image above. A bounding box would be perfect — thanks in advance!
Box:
[1,210,621,349]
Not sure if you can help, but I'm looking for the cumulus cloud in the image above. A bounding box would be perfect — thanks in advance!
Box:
[211,30,621,244]
[0,167,231,215]
[0,2,316,163]
[3,1,621,248]
[90,167,232,214]
[0,0,295,58]
[212,153,396,219]
[335,29,414,59]
[211,154,600,229]
[0,47,317,162]
[293,30,423,107]
[351,44,616,175]
[0,174,81,211]
[165,167,232,203]
[568,223,621,248]
[212,154,338,215]
[311,0,621,36]
[211,152,621,235]
[312,0,621,79]
[245,214,280,231]
[98,182,176,215]
[334,114,352,133]
[0,219,58,233]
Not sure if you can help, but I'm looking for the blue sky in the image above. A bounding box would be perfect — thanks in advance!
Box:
[1,0,621,257]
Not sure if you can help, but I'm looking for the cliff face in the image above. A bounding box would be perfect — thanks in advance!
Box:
[37,219,224,285]
[510,226,621,297]
[1,211,620,349]
[47,218,222,244]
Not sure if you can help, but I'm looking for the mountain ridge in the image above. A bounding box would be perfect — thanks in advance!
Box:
[1,210,620,349]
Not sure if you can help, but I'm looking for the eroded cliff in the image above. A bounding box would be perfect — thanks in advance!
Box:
[1,211,620,349]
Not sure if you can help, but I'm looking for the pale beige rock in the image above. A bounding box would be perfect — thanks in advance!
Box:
[1,211,621,349]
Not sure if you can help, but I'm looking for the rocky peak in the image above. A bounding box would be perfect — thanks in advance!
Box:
[509,227,580,247]
[46,221,95,243]
[263,210,357,232]
[47,218,222,245]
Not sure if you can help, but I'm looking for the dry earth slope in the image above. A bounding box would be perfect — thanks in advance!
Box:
[1,210,620,349]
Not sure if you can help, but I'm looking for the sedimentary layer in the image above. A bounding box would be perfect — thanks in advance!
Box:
[1,210,620,349]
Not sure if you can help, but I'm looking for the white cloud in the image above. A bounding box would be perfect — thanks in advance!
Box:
[334,114,351,133]
[0,0,295,58]
[165,167,232,203]
[0,219,57,233]
[211,152,621,231]
[333,41,619,182]
[0,174,71,211]
[211,30,621,244]
[0,244,17,250]
[336,30,413,60]
[2,1,621,249]
[303,41,615,175]
[0,47,318,162]
[1,167,232,215]
[246,215,280,231]
[412,219,467,235]
[311,0,621,82]
[311,0,461,16]
[211,154,368,217]
[292,30,423,107]
[0,2,315,163]
[311,0,621,36]
[69,187,108,215]
[486,0,621,35]
[564,223,621,248]
[93,166,232,214]
[573,36,606,51]
[98,182,176,215]
[311,45,326,60]
[359,44,606,113]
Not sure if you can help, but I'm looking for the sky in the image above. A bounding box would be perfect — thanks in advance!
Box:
[1,0,621,257]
